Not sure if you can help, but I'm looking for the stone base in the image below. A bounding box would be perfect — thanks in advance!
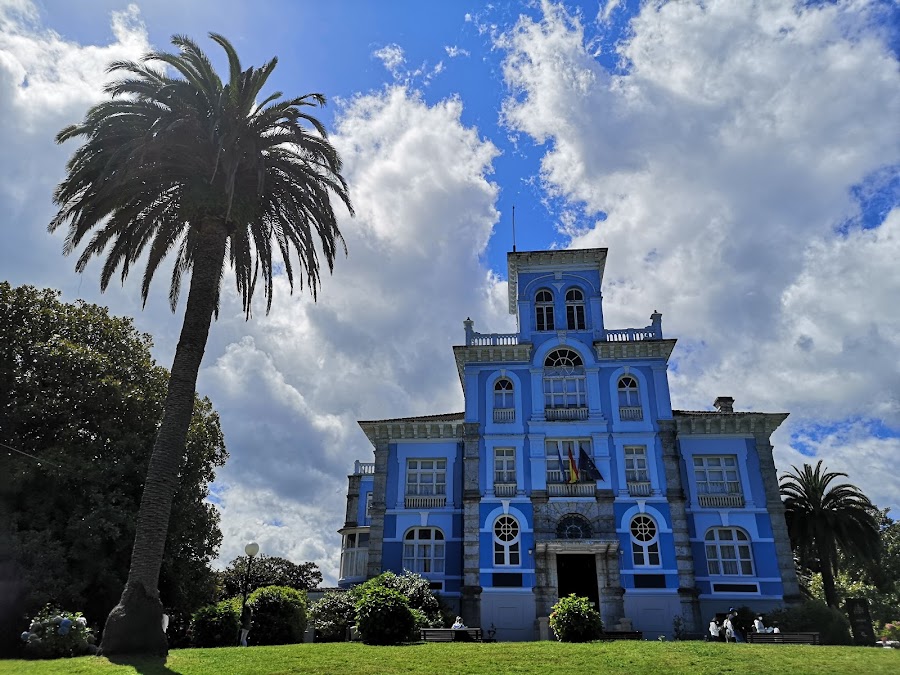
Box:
[99,582,167,656]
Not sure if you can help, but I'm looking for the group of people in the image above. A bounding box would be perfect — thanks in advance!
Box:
[708,609,780,642]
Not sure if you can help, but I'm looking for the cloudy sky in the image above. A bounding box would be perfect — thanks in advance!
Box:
[1,0,898,584]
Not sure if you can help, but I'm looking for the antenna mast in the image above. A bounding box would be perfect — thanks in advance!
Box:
[512,205,517,252]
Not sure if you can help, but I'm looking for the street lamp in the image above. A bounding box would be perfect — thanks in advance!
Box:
[239,541,259,645]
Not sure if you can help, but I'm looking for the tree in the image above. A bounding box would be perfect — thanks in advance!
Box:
[0,283,226,656]
[49,34,352,654]
[780,461,880,609]
[220,555,322,597]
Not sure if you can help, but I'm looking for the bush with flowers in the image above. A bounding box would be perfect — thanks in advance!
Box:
[548,594,603,642]
[879,621,900,644]
[19,605,97,659]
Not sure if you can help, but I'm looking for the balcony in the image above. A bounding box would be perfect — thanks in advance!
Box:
[466,331,520,346]
[545,406,589,421]
[353,461,375,475]
[493,408,516,423]
[602,312,663,341]
[547,482,596,497]
[627,481,652,497]
[619,406,644,421]
[698,493,745,508]
[494,482,517,497]
[405,495,448,509]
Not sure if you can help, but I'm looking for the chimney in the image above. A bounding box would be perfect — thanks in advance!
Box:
[714,397,735,413]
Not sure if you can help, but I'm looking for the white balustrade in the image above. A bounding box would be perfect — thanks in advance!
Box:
[493,408,516,423]
[698,493,745,508]
[468,332,520,346]
[627,481,652,497]
[545,407,589,421]
[619,406,644,421]
[547,482,596,497]
[354,461,375,474]
[404,495,447,509]
[494,482,517,497]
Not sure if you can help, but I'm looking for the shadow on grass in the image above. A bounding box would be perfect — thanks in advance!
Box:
[106,654,180,675]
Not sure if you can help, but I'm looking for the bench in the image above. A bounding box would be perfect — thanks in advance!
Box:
[420,628,483,642]
[595,631,643,641]
[747,632,820,645]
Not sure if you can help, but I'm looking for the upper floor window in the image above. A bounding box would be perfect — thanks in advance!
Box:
[340,531,370,579]
[544,349,586,417]
[535,289,555,331]
[493,515,521,566]
[630,515,661,567]
[364,492,373,524]
[565,288,586,330]
[403,527,445,574]
[494,447,516,485]
[617,376,643,421]
[705,527,754,576]
[694,455,744,507]
[406,459,446,496]
[493,378,515,423]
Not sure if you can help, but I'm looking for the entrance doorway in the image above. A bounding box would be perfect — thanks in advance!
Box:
[557,554,599,608]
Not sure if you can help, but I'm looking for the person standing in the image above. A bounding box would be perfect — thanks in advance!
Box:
[240,606,253,647]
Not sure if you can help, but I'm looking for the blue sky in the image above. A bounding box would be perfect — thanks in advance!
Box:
[2,0,898,582]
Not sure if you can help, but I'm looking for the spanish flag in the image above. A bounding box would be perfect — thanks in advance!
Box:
[566,446,579,483]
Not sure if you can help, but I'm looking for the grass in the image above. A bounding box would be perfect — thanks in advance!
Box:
[0,641,896,675]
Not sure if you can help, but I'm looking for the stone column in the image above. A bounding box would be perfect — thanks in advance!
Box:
[754,430,802,602]
[344,474,361,527]
[659,421,701,633]
[366,440,389,579]
[460,422,482,626]
[600,585,625,629]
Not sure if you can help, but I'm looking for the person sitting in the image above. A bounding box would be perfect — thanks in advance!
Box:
[772,623,781,634]
[754,615,774,634]
[708,618,720,641]
[452,617,466,630]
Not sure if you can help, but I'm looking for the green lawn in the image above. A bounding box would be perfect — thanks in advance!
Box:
[0,641,896,675]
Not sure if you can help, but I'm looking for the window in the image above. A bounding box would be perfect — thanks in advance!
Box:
[566,288,586,330]
[544,349,586,414]
[364,492,373,524]
[340,531,369,579]
[556,514,592,539]
[705,528,754,576]
[617,376,643,420]
[406,459,447,496]
[493,378,515,423]
[624,446,649,483]
[693,456,741,495]
[630,515,661,567]
[494,447,516,484]
[403,528,445,574]
[535,289,555,331]
[493,515,521,566]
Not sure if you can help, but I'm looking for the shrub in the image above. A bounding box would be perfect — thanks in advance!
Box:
[247,585,308,646]
[19,605,97,659]
[352,571,444,626]
[310,590,356,642]
[355,586,416,645]
[549,594,603,642]
[766,600,852,645]
[191,600,240,647]
[880,621,900,641]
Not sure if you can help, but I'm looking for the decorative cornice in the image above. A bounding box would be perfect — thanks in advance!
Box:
[452,343,533,387]
[358,413,465,446]
[672,411,789,436]
[508,248,608,314]
[594,338,677,362]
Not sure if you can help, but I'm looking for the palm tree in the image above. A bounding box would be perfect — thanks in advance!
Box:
[780,461,879,609]
[50,34,352,655]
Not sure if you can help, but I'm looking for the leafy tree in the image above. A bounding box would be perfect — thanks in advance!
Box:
[0,283,226,657]
[352,571,444,626]
[355,586,415,645]
[780,461,880,609]
[309,591,355,642]
[221,555,322,597]
[49,33,351,654]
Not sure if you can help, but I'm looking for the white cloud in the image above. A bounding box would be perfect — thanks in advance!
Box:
[445,45,470,58]
[372,43,405,77]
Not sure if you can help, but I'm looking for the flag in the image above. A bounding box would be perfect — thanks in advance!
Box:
[579,444,603,481]
[556,445,567,483]
[567,445,580,483]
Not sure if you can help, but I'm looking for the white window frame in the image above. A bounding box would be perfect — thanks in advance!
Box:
[545,439,591,483]
[624,446,649,482]
[630,514,661,567]
[543,349,586,409]
[693,456,742,495]
[406,458,447,496]
[565,288,586,330]
[403,527,445,574]
[535,289,555,331]
[494,447,516,485]
[364,492,373,523]
[494,378,515,408]
[705,527,754,576]
[340,531,370,579]
[493,515,521,567]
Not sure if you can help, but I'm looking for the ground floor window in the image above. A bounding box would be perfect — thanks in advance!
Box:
[493,515,521,566]
[705,527,754,576]
[403,527,445,574]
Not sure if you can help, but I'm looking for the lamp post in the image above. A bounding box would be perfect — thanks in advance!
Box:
[239,541,259,644]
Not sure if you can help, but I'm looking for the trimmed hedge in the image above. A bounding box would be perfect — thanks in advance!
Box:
[549,594,602,643]
[247,585,308,646]
[191,600,240,648]
[355,586,416,645]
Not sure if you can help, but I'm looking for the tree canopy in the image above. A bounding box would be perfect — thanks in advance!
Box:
[0,283,226,656]
[221,555,322,598]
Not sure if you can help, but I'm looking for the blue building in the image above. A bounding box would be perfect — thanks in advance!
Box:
[338,248,800,640]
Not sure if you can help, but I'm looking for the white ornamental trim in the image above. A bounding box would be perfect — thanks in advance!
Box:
[594,339,677,361]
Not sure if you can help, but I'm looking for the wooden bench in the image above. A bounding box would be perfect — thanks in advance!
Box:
[747,632,820,645]
[420,628,483,642]
[595,631,643,641]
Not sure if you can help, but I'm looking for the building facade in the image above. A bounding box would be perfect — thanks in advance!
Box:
[338,248,800,640]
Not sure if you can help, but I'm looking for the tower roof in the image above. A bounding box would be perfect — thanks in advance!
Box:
[506,248,608,314]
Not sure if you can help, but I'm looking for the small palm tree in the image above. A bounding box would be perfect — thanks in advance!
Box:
[780,461,879,609]
[50,34,352,655]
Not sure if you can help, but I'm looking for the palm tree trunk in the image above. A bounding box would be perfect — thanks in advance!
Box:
[817,538,839,609]
[101,221,229,656]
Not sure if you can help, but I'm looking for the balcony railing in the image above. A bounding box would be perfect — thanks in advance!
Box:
[545,406,589,421]
[494,482,517,497]
[354,461,375,475]
[467,332,520,346]
[405,495,448,509]
[619,406,644,421]
[547,482,596,497]
[698,493,745,508]
[493,408,516,423]
[627,481,652,497]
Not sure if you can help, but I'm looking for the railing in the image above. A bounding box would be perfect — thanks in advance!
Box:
[354,461,375,475]
[493,408,516,423]
[698,493,745,508]
[547,482,596,497]
[627,481,652,497]
[468,332,520,346]
[405,495,448,509]
[603,314,662,342]
[545,407,589,421]
[494,482,517,497]
[619,406,644,421]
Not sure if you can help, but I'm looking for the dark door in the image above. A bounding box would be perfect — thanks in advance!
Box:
[556,554,599,608]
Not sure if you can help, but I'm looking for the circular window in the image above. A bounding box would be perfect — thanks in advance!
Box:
[630,515,657,542]
[494,515,519,542]
[556,514,592,539]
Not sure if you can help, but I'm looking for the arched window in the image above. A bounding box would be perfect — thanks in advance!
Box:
[535,289,555,331]
[705,528,754,576]
[544,349,586,415]
[556,514,593,539]
[494,378,514,408]
[630,515,661,567]
[493,515,521,566]
[403,527,445,574]
[617,376,643,421]
[565,288,586,330]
